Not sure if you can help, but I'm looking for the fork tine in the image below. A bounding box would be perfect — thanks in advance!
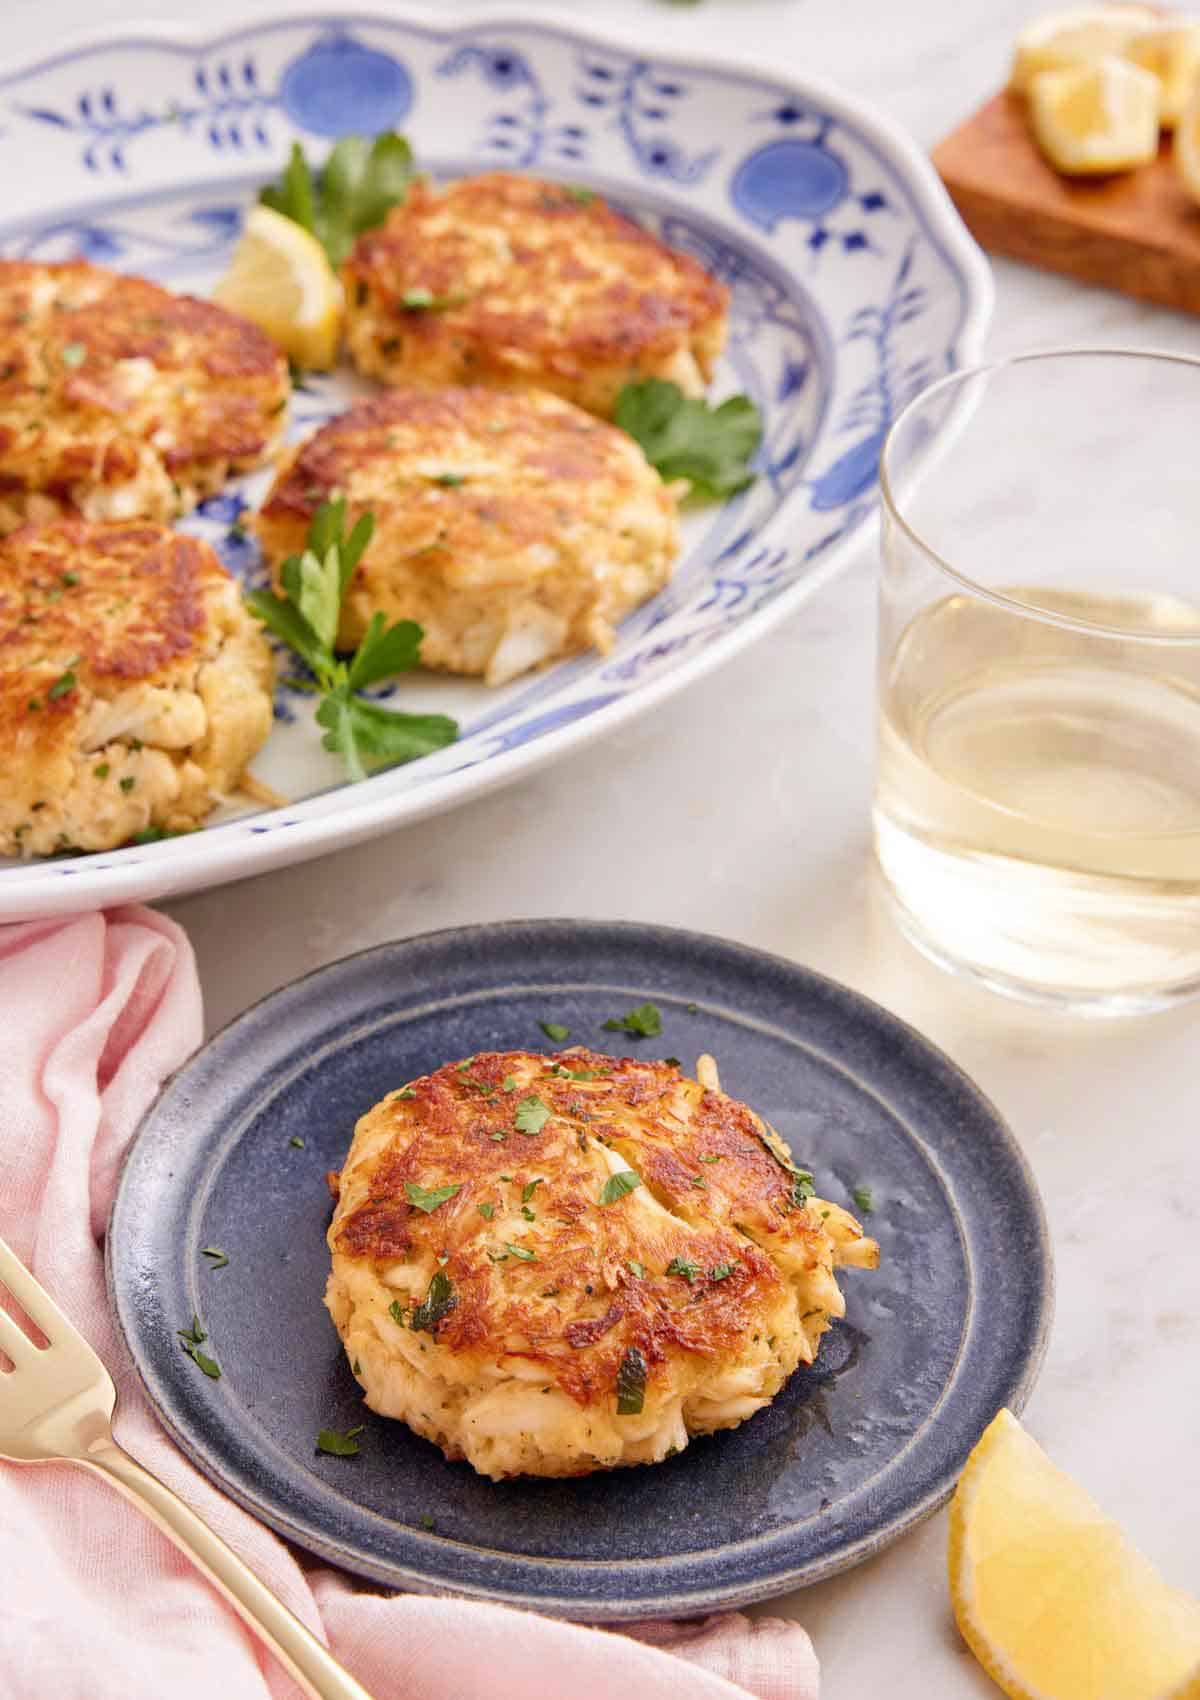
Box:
[0,1301,39,1363]
[0,1236,76,1345]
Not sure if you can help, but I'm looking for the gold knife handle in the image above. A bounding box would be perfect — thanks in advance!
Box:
[79,1436,376,1700]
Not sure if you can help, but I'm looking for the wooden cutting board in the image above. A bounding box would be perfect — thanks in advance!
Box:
[933,89,1200,314]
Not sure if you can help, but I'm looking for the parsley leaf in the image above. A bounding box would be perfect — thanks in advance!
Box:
[201,1246,229,1270]
[400,287,469,311]
[539,1020,571,1042]
[259,134,414,268]
[404,1180,462,1214]
[477,1201,495,1220]
[316,1425,365,1457]
[599,1169,643,1206]
[627,1259,645,1278]
[177,1315,221,1379]
[410,1270,457,1333]
[601,1001,663,1038]
[709,1262,739,1282]
[615,1346,647,1416]
[615,378,762,499]
[521,1178,544,1203]
[245,499,458,782]
[514,1095,551,1135]
[504,1242,536,1261]
[388,1299,407,1326]
[666,1257,700,1284]
[851,1184,875,1215]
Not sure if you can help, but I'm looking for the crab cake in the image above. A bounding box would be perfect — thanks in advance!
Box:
[325,1048,878,1481]
[254,386,681,686]
[0,519,274,857]
[0,259,289,535]
[342,173,729,417]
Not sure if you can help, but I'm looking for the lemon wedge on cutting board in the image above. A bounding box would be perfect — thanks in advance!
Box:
[949,1409,1200,1700]
[1011,6,1159,92]
[212,204,342,369]
[1127,20,1200,128]
[1175,78,1200,201]
[1028,55,1160,174]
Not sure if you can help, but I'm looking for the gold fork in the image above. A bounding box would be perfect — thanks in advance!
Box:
[0,1235,375,1700]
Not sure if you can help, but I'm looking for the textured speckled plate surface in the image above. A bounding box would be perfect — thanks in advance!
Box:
[107,921,1050,1619]
[0,7,992,918]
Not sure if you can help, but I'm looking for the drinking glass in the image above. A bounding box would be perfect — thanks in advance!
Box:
[874,349,1200,1014]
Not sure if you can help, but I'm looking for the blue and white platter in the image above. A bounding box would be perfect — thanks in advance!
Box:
[0,10,992,917]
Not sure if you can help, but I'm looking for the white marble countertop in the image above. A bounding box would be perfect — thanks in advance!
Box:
[10,0,1200,1692]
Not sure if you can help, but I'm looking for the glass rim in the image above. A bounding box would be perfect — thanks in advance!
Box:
[878,345,1200,647]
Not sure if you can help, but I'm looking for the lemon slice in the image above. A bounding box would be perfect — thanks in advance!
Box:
[212,204,342,369]
[1127,20,1200,127]
[949,1409,1200,1700]
[1011,5,1158,92]
[1028,55,1160,174]
[1177,77,1200,201]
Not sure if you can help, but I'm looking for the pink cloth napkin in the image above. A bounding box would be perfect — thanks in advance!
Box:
[0,907,820,1700]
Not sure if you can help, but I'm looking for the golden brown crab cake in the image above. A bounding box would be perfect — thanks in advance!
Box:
[0,518,274,857]
[0,259,289,534]
[341,172,729,417]
[253,386,680,686]
[325,1048,878,1480]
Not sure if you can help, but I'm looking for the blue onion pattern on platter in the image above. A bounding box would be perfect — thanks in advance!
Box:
[0,13,992,916]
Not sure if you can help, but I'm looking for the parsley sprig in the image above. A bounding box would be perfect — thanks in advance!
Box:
[615,378,762,499]
[245,499,457,782]
[260,134,414,269]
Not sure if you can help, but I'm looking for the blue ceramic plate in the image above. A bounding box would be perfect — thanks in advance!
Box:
[107,922,1050,1619]
[0,9,991,918]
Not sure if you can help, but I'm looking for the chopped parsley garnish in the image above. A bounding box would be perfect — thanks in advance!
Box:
[521,1179,544,1203]
[201,1246,229,1270]
[316,1425,364,1457]
[686,1002,699,1014]
[92,762,109,780]
[400,287,469,311]
[709,1262,738,1282]
[663,1056,682,1068]
[418,1512,436,1531]
[244,498,457,782]
[289,1136,305,1149]
[514,1094,551,1135]
[60,341,87,367]
[666,1257,700,1284]
[432,471,466,487]
[851,1184,875,1215]
[477,1202,495,1220]
[539,1020,571,1042]
[259,132,414,268]
[615,378,762,500]
[395,1086,416,1100]
[699,1154,722,1164]
[60,571,79,587]
[404,1180,462,1214]
[47,656,81,700]
[410,1269,457,1333]
[626,1259,645,1279]
[599,1169,643,1206]
[601,1001,663,1038]
[388,1299,406,1326]
[563,184,596,205]
[352,1358,362,1375]
[504,1242,537,1261]
[118,776,136,793]
[176,1315,220,1379]
[501,1075,518,1092]
[615,1346,647,1416]
[690,1175,707,1189]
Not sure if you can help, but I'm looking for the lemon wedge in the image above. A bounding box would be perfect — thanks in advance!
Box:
[949,1409,1200,1700]
[1028,55,1160,174]
[212,204,342,369]
[1127,20,1200,128]
[1011,6,1158,92]
[1177,77,1200,201]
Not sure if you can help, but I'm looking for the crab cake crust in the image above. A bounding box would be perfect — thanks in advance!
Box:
[0,519,274,857]
[254,386,681,686]
[0,260,289,535]
[342,173,729,417]
[325,1049,878,1480]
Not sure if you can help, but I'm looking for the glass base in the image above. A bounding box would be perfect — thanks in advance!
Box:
[881,876,1200,1019]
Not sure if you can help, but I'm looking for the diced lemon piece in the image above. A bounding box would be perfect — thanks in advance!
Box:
[1176,77,1200,202]
[949,1409,1200,1700]
[1028,55,1160,174]
[212,204,342,369]
[1011,5,1159,92]
[1127,20,1200,128]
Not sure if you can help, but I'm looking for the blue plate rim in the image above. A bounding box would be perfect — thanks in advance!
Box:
[106,920,1052,1619]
